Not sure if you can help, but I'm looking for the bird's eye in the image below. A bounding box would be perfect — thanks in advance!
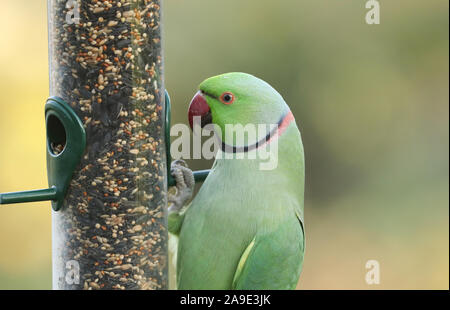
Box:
[220,92,235,105]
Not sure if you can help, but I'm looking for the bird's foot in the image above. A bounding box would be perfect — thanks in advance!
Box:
[168,159,194,213]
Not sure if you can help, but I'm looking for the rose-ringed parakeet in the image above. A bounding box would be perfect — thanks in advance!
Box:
[168,72,305,290]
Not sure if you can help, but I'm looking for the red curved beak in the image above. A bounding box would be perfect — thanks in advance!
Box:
[188,91,212,129]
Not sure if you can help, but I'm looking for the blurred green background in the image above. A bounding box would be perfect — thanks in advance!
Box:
[0,0,448,289]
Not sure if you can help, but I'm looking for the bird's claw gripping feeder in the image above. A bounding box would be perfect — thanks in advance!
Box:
[0,0,214,290]
[0,97,86,211]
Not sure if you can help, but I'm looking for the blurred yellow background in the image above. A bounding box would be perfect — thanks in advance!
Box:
[0,0,448,289]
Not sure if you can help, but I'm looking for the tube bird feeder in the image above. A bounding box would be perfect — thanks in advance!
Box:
[1,0,168,290]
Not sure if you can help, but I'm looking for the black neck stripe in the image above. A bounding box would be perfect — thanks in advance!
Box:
[220,111,289,154]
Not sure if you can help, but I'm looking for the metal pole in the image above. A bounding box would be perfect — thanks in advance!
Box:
[48,0,167,290]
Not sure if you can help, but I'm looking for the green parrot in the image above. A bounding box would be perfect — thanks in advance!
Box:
[168,72,305,290]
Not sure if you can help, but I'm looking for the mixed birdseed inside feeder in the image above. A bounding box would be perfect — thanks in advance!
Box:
[50,142,65,155]
[48,0,167,290]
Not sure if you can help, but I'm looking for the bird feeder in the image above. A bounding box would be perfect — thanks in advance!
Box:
[1,0,168,290]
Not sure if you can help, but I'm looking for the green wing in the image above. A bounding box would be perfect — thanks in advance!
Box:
[232,212,305,290]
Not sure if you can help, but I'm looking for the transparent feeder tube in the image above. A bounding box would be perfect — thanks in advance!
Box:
[48,0,167,289]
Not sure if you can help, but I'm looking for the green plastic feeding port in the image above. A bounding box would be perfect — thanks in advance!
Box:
[1,92,210,208]
[0,96,86,211]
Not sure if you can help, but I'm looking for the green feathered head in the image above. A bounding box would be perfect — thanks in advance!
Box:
[188,72,289,145]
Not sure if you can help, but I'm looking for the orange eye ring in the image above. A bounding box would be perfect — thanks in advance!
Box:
[220,92,235,105]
